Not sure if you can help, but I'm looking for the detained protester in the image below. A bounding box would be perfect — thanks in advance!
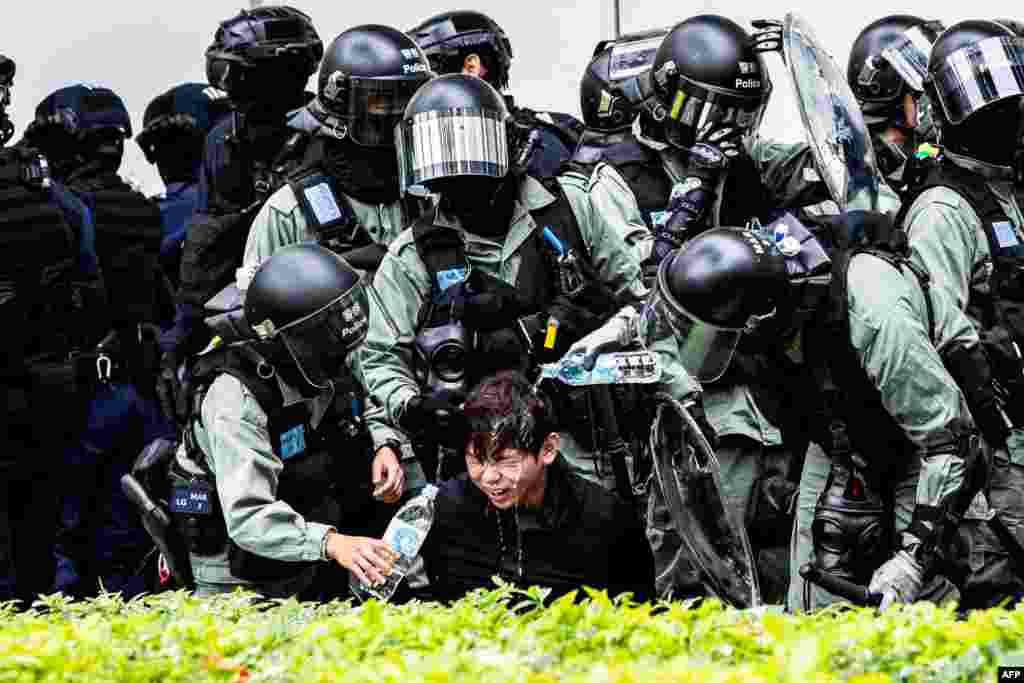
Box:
[23,83,173,599]
[159,5,323,423]
[415,371,654,604]
[137,83,230,296]
[408,10,583,179]
[170,244,397,598]
[0,59,108,605]
[361,72,697,504]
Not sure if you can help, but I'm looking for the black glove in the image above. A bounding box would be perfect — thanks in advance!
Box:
[519,297,605,364]
[654,141,732,261]
[400,394,469,447]
[155,351,188,425]
[454,273,524,332]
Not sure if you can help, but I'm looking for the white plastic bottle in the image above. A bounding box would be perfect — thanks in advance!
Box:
[351,484,439,602]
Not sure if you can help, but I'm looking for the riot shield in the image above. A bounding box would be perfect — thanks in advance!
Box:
[650,393,761,608]
[782,13,880,211]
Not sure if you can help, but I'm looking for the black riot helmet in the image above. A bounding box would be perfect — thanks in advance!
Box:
[137,83,230,184]
[205,6,322,110]
[648,15,771,150]
[847,16,944,126]
[245,244,369,390]
[408,10,513,91]
[580,28,668,132]
[925,20,1024,166]
[0,55,14,145]
[396,73,511,195]
[25,84,132,178]
[641,228,787,383]
[308,25,433,148]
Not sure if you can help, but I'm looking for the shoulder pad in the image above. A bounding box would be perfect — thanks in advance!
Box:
[599,137,656,167]
[266,181,301,213]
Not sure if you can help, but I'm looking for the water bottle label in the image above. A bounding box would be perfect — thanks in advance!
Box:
[385,518,424,560]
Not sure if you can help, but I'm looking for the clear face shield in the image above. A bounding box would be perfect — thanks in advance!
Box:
[640,253,775,383]
[395,107,510,195]
[252,279,369,390]
[315,75,428,147]
[880,25,938,95]
[932,36,1024,125]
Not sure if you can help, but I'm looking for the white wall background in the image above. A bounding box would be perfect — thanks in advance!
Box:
[4,1,1020,196]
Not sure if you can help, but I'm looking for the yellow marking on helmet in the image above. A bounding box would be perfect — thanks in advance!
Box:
[670,90,686,120]
[598,90,613,114]
[543,317,560,350]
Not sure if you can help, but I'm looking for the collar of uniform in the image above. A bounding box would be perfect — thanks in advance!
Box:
[502,176,556,259]
[274,372,333,430]
[945,150,1016,182]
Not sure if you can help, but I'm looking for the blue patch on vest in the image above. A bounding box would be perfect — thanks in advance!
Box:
[993,221,1020,249]
[436,267,468,294]
[280,424,307,461]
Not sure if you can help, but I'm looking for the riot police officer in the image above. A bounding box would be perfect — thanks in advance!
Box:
[23,83,172,598]
[137,82,230,295]
[242,24,433,268]
[0,59,104,606]
[407,10,583,178]
[847,15,946,195]
[574,28,668,164]
[575,14,827,601]
[886,19,1024,608]
[172,244,396,597]
[362,73,695,501]
[0,55,14,146]
[160,5,323,423]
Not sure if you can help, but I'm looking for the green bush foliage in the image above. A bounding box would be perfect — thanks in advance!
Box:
[1,580,1022,682]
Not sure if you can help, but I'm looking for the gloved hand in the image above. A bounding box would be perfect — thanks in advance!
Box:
[868,549,925,610]
[564,306,641,371]
[399,393,469,447]
[520,297,605,364]
[454,276,524,332]
[155,351,187,424]
[654,141,731,261]
[750,19,784,62]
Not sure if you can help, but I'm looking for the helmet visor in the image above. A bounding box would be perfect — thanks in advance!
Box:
[933,36,1024,125]
[317,76,428,147]
[641,281,742,384]
[662,79,768,149]
[276,278,369,389]
[396,108,509,194]
[608,35,663,80]
[880,26,936,94]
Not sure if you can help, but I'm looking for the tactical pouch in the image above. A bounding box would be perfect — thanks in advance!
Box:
[168,458,227,557]
[980,306,1024,427]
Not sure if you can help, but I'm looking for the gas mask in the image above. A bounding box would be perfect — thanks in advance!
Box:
[811,456,889,586]
[413,321,475,400]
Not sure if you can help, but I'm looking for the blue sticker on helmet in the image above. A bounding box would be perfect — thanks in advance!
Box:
[280,424,307,460]
[993,221,1020,249]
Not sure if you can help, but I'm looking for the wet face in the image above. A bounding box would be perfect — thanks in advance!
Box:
[465,434,559,509]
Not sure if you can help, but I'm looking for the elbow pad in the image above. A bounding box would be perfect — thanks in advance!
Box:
[942,342,1010,449]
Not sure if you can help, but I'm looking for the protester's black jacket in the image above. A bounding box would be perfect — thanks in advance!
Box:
[418,458,654,604]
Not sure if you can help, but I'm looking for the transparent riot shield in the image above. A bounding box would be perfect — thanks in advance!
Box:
[783,13,880,212]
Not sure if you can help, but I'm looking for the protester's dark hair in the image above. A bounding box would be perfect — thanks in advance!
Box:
[464,371,555,460]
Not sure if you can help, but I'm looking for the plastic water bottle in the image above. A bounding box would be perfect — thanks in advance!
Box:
[351,484,439,602]
[541,350,661,386]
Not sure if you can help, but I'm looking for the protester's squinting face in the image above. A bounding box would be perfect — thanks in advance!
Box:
[465,434,558,509]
